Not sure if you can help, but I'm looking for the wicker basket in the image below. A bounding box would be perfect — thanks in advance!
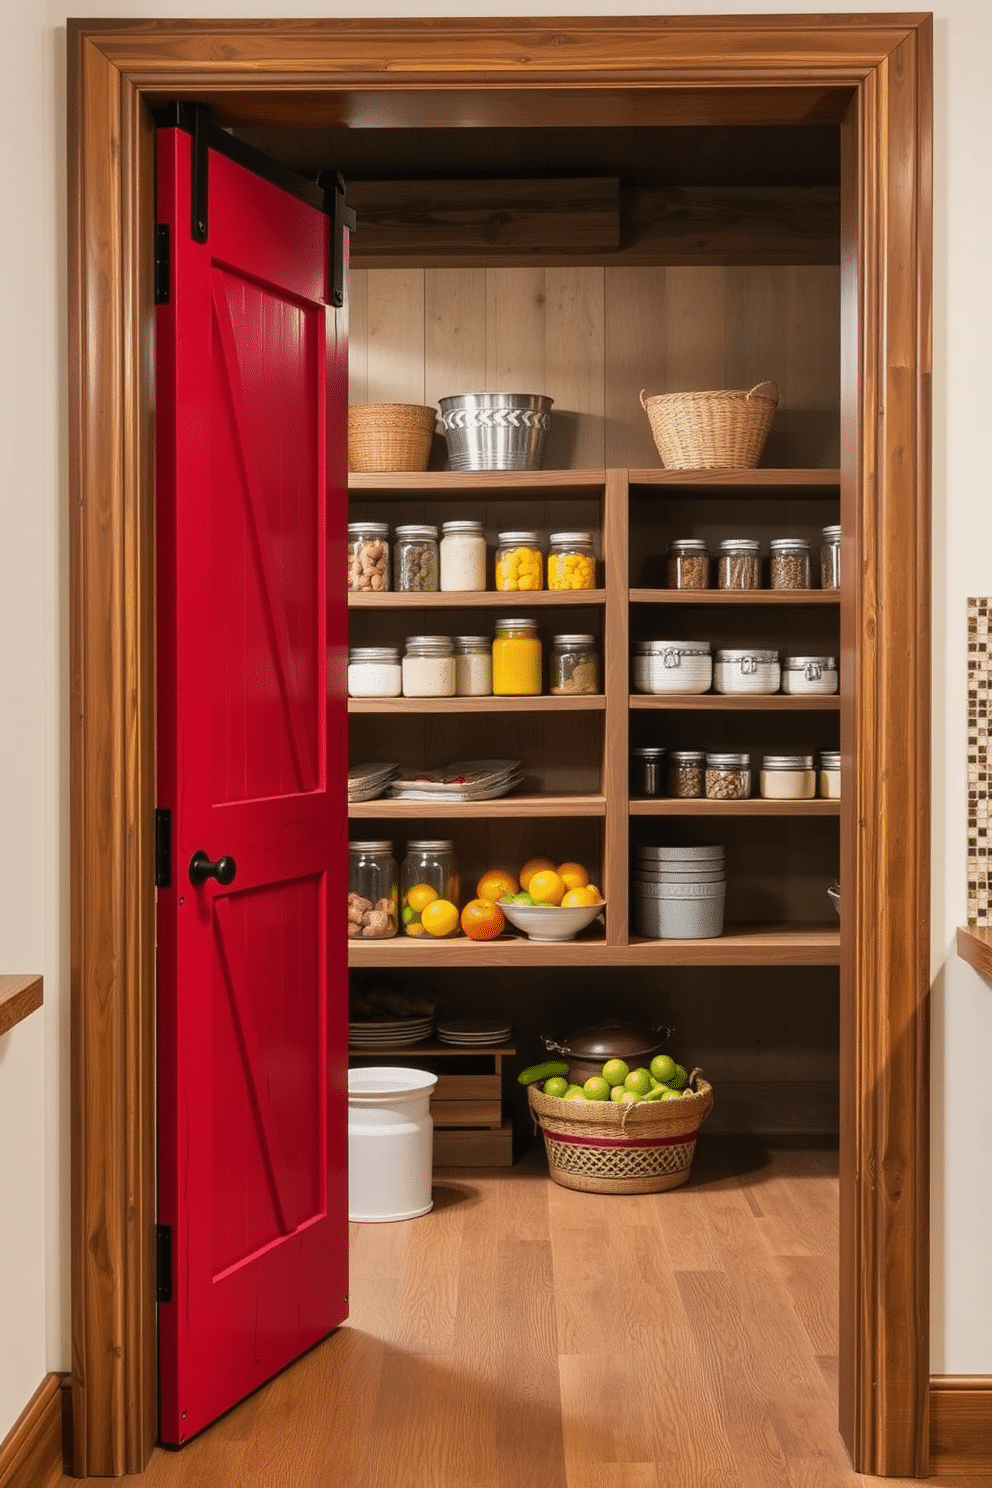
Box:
[528,1073,713,1195]
[348,403,437,473]
[640,382,779,470]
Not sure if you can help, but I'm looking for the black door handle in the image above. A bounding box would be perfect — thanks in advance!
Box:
[189,851,237,887]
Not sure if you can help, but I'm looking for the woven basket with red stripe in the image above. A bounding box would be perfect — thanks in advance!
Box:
[528,1072,713,1194]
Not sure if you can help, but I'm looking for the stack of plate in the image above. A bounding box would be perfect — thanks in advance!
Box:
[348,1014,435,1048]
[388,759,522,802]
[349,762,399,802]
[437,1018,512,1046]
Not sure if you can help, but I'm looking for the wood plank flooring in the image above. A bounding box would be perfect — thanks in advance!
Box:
[58,1140,988,1487]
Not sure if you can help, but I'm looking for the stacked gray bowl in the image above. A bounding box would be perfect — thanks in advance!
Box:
[632,844,726,940]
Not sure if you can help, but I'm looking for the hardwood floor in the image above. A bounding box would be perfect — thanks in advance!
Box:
[58,1139,987,1487]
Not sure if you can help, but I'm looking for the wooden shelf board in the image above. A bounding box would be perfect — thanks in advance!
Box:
[349,588,605,609]
[956,926,992,979]
[350,793,606,819]
[348,1041,516,1057]
[349,694,606,714]
[630,587,839,606]
[0,975,43,1038]
[349,470,606,496]
[629,467,841,492]
[630,797,840,816]
[629,693,840,710]
[349,923,839,967]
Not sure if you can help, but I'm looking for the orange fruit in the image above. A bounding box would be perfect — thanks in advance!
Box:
[460,898,506,941]
[477,868,519,901]
[405,882,438,914]
[420,899,460,937]
[519,856,557,890]
[585,884,603,903]
[562,886,599,908]
[528,869,565,906]
[557,861,590,891]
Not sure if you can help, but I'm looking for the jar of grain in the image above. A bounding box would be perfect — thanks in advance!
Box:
[819,750,841,798]
[394,524,439,592]
[453,635,493,696]
[665,538,710,590]
[713,648,781,695]
[781,655,838,696]
[759,754,816,800]
[821,525,841,589]
[400,840,459,936]
[717,538,761,590]
[667,750,706,799]
[348,521,391,592]
[548,532,596,591]
[348,841,398,939]
[631,746,666,798]
[495,531,543,592]
[705,752,752,800]
[401,635,455,697]
[347,646,402,698]
[440,520,487,591]
[550,634,599,696]
[769,538,812,590]
[492,617,542,695]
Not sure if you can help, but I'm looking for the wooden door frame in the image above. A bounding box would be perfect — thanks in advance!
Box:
[67,14,932,1478]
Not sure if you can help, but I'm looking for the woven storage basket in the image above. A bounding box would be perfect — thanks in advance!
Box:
[640,382,779,470]
[528,1073,713,1195]
[348,402,437,473]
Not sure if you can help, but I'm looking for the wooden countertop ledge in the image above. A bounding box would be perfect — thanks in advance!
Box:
[956,927,992,980]
[0,975,44,1037]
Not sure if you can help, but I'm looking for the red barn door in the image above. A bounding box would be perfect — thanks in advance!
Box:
[155,119,351,1445]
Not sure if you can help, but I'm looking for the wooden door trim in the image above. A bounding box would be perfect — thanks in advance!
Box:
[67,15,932,1477]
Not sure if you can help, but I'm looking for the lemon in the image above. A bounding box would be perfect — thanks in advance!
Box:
[557,861,590,891]
[562,886,599,908]
[406,882,438,914]
[602,1058,629,1087]
[528,870,565,906]
[650,1054,677,1084]
[583,1076,612,1101]
[624,1068,652,1096]
[420,898,459,937]
[519,856,557,890]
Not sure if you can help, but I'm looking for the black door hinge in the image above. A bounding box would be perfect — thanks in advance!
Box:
[156,1224,174,1303]
[318,170,356,309]
[154,223,170,304]
[155,809,172,889]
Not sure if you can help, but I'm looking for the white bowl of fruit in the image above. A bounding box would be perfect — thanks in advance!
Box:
[492,858,605,943]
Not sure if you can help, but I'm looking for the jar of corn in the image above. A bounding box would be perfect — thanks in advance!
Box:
[548,531,596,590]
[495,530,543,592]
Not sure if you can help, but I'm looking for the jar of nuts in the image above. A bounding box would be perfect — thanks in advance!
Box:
[769,537,812,590]
[665,538,710,590]
[394,524,439,591]
[667,750,706,799]
[705,752,752,800]
[348,521,391,592]
[348,840,398,939]
[717,538,762,590]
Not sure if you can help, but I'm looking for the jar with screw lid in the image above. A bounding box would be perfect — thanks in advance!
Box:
[705,752,752,801]
[759,754,816,800]
[348,841,398,939]
[666,538,710,590]
[821,525,841,589]
[495,531,543,592]
[348,521,391,592]
[492,617,542,695]
[667,750,706,799]
[401,635,455,697]
[400,840,460,936]
[819,750,841,798]
[394,524,439,592]
[781,655,838,696]
[548,532,596,590]
[550,634,599,696]
[453,635,493,696]
[631,746,666,798]
[717,538,761,590]
[348,646,402,698]
[769,538,812,590]
[440,520,487,591]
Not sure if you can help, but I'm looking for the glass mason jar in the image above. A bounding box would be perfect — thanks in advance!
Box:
[348,840,398,939]
[705,751,752,800]
[819,749,842,798]
[440,520,487,592]
[665,538,710,590]
[347,520,390,593]
[667,749,706,799]
[631,745,666,798]
[394,523,439,592]
[453,635,493,696]
[400,839,460,937]
[717,538,761,590]
[760,754,816,800]
[548,531,596,590]
[495,530,543,592]
[492,617,542,695]
[347,645,402,698]
[401,635,456,697]
[769,537,812,590]
[821,524,841,589]
[550,633,600,696]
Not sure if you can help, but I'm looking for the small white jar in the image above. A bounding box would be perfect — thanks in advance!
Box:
[819,750,842,798]
[348,646,402,698]
[440,520,487,591]
[713,648,781,695]
[632,640,712,695]
[760,753,816,799]
[401,635,456,697]
[781,655,838,695]
[453,635,493,696]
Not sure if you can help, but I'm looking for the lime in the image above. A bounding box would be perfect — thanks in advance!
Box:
[670,1063,689,1090]
[624,1067,653,1096]
[610,1085,626,1103]
[602,1058,630,1087]
[583,1076,612,1102]
[650,1054,677,1084]
[619,1090,643,1104]
[543,1076,569,1098]
[564,1088,588,1101]
[661,1089,683,1101]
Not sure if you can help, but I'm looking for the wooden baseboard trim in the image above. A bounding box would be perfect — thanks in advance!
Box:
[930,1375,992,1474]
[0,1374,68,1488]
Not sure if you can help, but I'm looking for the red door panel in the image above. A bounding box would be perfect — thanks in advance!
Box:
[155,125,349,1446]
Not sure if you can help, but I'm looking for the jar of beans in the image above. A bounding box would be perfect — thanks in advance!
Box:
[394,524,439,592]
[769,537,812,590]
[667,749,706,799]
[717,538,761,590]
[495,531,543,592]
[548,532,596,590]
[665,538,710,590]
[348,521,391,592]
[821,525,841,589]
[705,752,752,800]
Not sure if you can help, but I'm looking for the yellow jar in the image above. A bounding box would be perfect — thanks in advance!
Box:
[495,530,543,592]
[492,618,542,695]
[548,531,596,590]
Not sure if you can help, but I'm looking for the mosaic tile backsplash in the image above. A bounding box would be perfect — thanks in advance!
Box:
[968,597,990,925]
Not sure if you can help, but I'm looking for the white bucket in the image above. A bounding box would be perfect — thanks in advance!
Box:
[348,1066,438,1223]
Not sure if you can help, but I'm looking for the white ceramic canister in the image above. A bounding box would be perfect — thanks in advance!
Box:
[440,520,487,591]
[401,635,456,697]
[713,647,781,695]
[759,753,816,800]
[819,749,842,798]
[781,655,838,695]
[453,635,493,696]
[348,645,402,698]
[632,640,712,695]
[347,1066,438,1222]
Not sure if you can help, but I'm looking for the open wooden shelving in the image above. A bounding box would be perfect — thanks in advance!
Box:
[351,588,606,609]
[630,589,839,607]
[630,694,840,711]
[349,693,606,714]
[351,793,607,819]
[630,798,840,816]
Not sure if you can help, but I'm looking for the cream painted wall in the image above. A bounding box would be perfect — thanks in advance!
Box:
[1,0,989,1446]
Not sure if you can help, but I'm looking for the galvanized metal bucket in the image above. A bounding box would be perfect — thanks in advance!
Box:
[439,392,553,471]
